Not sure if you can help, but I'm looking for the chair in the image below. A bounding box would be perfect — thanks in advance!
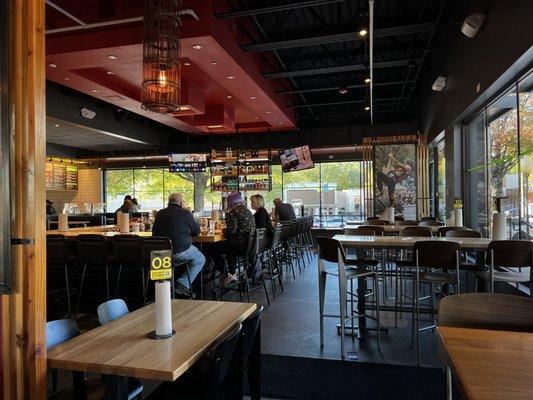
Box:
[437,226,469,237]
[400,227,432,237]
[363,225,385,236]
[97,299,143,400]
[47,234,75,316]
[370,219,390,226]
[97,299,129,325]
[476,240,532,294]
[420,216,437,221]
[112,235,143,303]
[147,324,243,400]
[418,220,444,227]
[279,221,296,278]
[366,216,379,221]
[343,227,376,236]
[445,230,481,239]
[317,237,380,359]
[412,240,460,365]
[46,319,86,395]
[397,220,418,226]
[438,293,533,331]
[262,226,284,299]
[76,234,111,314]
[239,306,264,400]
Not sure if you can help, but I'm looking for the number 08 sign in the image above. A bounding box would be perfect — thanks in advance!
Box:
[150,250,173,281]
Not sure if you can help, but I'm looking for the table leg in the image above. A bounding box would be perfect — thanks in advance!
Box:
[249,320,262,400]
[357,276,366,339]
[443,366,453,400]
[102,375,129,400]
[72,371,87,400]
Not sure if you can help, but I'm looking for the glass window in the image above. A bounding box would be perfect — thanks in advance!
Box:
[282,166,320,225]
[487,86,519,238]
[436,141,446,221]
[105,170,134,212]
[320,162,363,227]
[465,113,488,235]
[518,72,533,238]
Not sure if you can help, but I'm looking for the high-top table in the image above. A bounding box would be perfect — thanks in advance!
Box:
[47,300,258,400]
[438,326,533,400]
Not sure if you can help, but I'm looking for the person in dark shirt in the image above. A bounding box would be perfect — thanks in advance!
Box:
[250,194,272,231]
[213,191,255,285]
[46,200,56,215]
[152,193,206,296]
[115,199,133,219]
[273,198,296,221]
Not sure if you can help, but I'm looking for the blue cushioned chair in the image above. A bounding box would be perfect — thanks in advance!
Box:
[46,319,87,395]
[97,299,143,400]
[97,299,129,325]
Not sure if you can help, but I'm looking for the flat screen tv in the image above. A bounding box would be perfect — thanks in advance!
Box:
[279,145,314,172]
[169,153,207,163]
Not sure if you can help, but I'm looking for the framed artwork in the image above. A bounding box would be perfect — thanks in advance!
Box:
[374,143,417,220]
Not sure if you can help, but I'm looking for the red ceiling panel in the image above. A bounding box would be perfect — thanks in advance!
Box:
[45,0,296,135]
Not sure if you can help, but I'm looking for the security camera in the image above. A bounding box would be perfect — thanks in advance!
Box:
[80,107,96,119]
[461,13,485,38]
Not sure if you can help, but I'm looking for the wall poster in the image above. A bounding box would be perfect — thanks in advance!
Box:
[0,0,11,292]
[374,143,417,220]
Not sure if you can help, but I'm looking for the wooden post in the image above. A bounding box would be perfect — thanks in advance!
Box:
[2,0,46,398]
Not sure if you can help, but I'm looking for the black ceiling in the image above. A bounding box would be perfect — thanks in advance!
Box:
[219,0,449,127]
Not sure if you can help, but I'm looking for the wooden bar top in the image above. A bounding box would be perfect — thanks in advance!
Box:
[46,225,225,243]
[333,234,496,250]
[47,300,257,381]
[437,326,533,400]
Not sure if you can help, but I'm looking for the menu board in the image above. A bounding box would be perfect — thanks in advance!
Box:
[46,162,78,190]
[66,165,78,190]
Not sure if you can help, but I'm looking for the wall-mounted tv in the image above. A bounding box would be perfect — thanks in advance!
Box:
[279,145,314,172]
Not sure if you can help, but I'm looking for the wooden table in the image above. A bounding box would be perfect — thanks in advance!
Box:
[437,326,533,400]
[48,300,258,399]
[343,224,441,234]
[46,225,225,243]
[333,234,494,251]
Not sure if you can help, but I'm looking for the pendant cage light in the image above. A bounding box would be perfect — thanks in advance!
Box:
[141,0,182,113]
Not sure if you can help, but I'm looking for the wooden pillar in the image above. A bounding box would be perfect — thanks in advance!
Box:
[2,0,46,398]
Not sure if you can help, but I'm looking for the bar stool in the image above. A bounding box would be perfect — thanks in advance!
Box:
[112,235,142,303]
[476,240,532,295]
[317,236,380,359]
[47,234,76,316]
[411,240,460,365]
[446,229,482,292]
[262,226,284,299]
[279,221,296,278]
[76,234,111,314]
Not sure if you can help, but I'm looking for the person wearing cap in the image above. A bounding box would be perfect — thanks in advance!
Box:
[212,191,255,285]
[152,193,205,297]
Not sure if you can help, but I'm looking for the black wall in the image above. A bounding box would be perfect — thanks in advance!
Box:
[421,0,533,139]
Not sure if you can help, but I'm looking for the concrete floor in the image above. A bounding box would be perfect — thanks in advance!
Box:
[233,253,441,368]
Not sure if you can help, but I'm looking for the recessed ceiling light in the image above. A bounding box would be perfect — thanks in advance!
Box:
[274,117,278,120]
[91,89,100,93]
[359,29,368,37]
[107,55,118,60]
[338,87,348,94]
[278,122,283,125]
[192,44,202,50]
[211,61,217,65]
[226,95,233,99]
[226,75,235,80]
[207,125,223,129]
[48,63,57,69]
[266,111,272,114]
[183,62,191,66]
[254,116,259,120]
[364,78,371,84]
[250,96,257,100]
[365,106,370,111]
[53,124,60,128]
[106,71,115,75]
[63,77,70,81]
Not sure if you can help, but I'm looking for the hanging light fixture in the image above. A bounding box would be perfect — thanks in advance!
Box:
[141,0,182,113]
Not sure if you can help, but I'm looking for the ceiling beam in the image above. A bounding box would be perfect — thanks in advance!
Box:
[215,0,348,19]
[289,97,408,108]
[276,80,414,94]
[263,58,421,79]
[241,23,434,52]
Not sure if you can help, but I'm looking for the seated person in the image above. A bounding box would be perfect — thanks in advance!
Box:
[273,197,296,222]
[251,194,272,231]
[213,191,255,285]
[115,199,133,219]
[152,193,206,297]
[131,198,141,212]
